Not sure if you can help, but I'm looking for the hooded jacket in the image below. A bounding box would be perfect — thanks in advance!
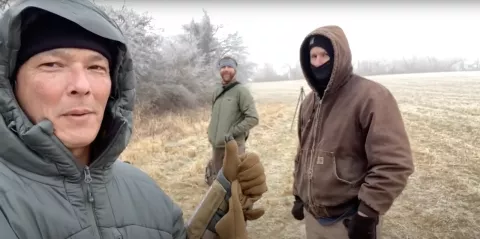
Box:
[0,1,186,238]
[207,80,259,148]
[293,25,414,217]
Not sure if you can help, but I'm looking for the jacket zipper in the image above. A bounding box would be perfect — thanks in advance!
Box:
[308,94,323,207]
[84,166,102,239]
[77,121,125,239]
[213,95,224,146]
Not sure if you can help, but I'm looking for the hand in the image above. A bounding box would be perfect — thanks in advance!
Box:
[344,212,379,239]
[221,134,241,182]
[215,136,268,239]
[186,136,266,239]
[291,196,304,220]
[230,142,268,220]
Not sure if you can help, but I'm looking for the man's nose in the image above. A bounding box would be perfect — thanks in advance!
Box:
[68,67,91,96]
[314,58,326,67]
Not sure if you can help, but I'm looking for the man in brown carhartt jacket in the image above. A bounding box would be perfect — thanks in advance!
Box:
[291,25,414,239]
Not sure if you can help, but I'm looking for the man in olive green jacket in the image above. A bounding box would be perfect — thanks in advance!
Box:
[0,1,268,238]
[205,56,259,186]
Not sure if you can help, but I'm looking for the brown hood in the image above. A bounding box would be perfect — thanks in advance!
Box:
[299,25,354,96]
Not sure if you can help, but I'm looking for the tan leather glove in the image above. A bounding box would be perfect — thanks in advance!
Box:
[215,136,268,239]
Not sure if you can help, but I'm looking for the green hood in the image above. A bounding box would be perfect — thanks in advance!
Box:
[0,0,135,180]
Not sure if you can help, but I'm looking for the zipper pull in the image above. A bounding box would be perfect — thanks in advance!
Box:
[84,166,94,203]
[84,166,92,183]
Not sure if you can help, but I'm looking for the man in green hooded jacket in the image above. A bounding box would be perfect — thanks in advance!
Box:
[0,1,268,238]
[205,56,259,186]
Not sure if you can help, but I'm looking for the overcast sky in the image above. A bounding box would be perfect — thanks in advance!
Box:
[95,1,480,72]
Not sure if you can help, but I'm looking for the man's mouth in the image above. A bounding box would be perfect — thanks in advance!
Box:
[63,108,94,117]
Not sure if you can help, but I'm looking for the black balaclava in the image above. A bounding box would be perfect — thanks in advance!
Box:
[309,35,334,97]
[13,11,114,84]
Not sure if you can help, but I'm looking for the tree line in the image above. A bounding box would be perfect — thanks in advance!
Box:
[253,56,479,82]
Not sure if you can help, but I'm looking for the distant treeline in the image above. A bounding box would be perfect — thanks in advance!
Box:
[253,57,479,82]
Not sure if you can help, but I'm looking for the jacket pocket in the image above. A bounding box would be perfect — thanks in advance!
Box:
[309,150,358,207]
[333,155,365,186]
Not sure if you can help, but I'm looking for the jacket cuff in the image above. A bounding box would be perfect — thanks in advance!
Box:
[358,201,379,217]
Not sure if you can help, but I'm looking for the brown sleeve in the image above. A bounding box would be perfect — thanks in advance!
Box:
[357,87,415,216]
[292,101,303,197]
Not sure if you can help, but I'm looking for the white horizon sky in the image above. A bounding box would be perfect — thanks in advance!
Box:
[94,1,480,73]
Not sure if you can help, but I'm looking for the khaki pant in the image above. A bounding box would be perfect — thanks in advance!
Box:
[205,144,246,186]
[304,208,383,239]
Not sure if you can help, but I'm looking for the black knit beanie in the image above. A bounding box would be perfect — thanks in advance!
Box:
[14,12,114,78]
[309,35,334,61]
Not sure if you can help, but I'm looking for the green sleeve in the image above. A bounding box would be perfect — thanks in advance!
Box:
[229,87,259,137]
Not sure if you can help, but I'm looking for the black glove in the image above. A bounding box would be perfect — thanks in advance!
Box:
[291,195,304,220]
[344,213,379,239]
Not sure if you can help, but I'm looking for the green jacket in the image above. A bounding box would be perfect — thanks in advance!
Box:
[207,81,259,148]
[0,1,186,238]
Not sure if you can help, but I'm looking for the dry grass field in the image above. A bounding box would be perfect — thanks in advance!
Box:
[121,71,480,239]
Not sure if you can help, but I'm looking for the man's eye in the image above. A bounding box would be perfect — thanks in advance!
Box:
[89,65,108,72]
[89,65,104,70]
[40,62,62,68]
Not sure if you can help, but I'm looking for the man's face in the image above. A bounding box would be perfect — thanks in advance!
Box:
[310,46,331,67]
[15,48,111,151]
[220,66,235,83]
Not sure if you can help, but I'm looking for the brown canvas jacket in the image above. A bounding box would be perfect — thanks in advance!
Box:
[292,25,415,217]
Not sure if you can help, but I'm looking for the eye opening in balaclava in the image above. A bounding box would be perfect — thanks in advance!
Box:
[308,35,335,96]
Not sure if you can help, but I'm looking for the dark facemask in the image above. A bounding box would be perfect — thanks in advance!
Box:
[307,35,335,98]
[311,60,333,86]
[309,60,334,99]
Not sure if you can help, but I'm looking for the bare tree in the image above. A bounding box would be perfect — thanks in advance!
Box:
[0,0,12,12]
[182,10,256,83]
[94,4,218,114]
